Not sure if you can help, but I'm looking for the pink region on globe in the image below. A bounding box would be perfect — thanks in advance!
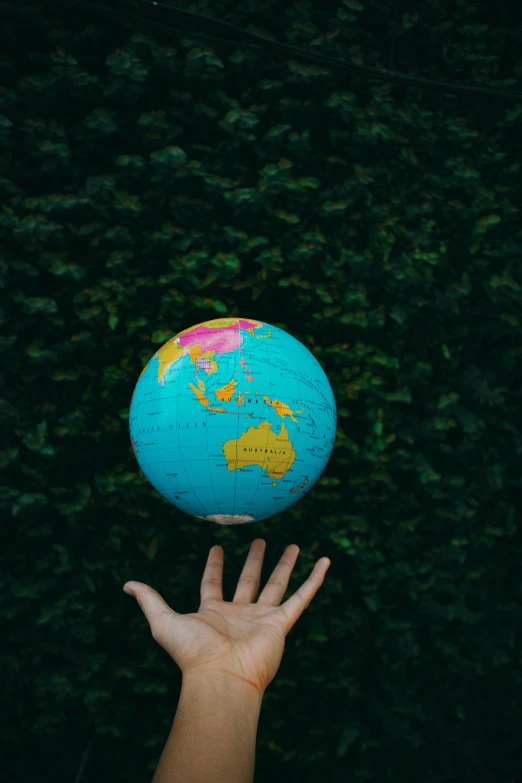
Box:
[177,319,261,355]
[153,319,264,385]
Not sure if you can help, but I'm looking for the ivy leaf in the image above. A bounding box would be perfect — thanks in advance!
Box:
[150,146,188,165]
[475,214,502,233]
[212,300,227,314]
[364,594,380,612]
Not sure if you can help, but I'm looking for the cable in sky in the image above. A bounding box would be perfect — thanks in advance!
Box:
[61,0,522,102]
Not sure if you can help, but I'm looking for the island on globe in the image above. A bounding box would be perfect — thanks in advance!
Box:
[129,318,337,525]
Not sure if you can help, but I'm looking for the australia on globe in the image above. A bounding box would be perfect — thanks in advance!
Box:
[129,318,337,525]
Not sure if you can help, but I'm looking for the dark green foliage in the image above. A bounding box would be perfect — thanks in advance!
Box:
[1,1,522,781]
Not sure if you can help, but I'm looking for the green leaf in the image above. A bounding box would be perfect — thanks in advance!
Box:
[212,300,227,314]
[264,125,291,138]
[364,594,379,612]
[296,177,321,188]
[224,110,240,123]
[272,209,300,224]
[52,370,80,381]
[151,329,174,344]
[186,47,204,60]
[205,54,224,68]
[84,575,97,593]
[322,200,350,211]
[114,191,142,212]
[475,214,502,233]
[229,50,246,63]
[150,146,188,165]
[20,296,58,314]
[337,727,360,758]
[384,388,412,404]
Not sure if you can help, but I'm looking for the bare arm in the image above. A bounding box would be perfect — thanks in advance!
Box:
[124,539,331,783]
[152,671,263,783]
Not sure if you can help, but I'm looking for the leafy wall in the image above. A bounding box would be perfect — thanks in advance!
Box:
[1,1,522,781]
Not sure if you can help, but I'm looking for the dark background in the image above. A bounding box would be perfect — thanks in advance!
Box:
[1,1,522,780]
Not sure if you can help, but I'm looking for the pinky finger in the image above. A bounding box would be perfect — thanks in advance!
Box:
[278,557,331,633]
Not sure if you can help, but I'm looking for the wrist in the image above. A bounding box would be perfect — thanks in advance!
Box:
[154,669,262,782]
[181,669,265,711]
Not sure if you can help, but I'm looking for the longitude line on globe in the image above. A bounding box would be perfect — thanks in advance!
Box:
[244,325,276,520]
[232,318,241,520]
[179,357,213,519]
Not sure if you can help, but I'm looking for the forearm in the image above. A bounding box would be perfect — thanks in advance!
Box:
[152,671,264,783]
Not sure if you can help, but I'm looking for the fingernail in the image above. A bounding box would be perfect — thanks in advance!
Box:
[123,583,134,595]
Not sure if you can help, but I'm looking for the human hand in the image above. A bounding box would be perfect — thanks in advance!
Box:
[123,539,331,694]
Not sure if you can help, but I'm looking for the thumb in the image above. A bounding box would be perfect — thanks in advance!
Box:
[123,581,175,629]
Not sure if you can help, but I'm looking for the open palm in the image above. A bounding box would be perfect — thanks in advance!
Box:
[124,539,331,693]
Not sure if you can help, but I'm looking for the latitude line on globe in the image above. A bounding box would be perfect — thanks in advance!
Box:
[202,393,219,521]
[190,352,222,519]
[191,337,222,520]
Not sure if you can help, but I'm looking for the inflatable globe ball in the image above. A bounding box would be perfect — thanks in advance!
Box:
[129,318,336,525]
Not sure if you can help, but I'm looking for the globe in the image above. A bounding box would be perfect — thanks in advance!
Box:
[129,318,337,525]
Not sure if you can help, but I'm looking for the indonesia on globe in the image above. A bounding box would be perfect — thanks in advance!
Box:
[129,318,337,525]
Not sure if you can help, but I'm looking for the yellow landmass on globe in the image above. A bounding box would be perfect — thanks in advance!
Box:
[215,379,237,402]
[263,396,299,422]
[155,341,186,384]
[155,342,222,385]
[223,421,296,480]
[188,382,226,413]
[239,357,254,383]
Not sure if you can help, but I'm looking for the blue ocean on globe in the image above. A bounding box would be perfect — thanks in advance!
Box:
[129,318,337,525]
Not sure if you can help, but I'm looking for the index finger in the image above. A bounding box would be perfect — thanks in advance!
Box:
[278,557,331,633]
[200,545,224,603]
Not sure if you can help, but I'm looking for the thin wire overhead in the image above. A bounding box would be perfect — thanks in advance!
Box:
[64,0,522,102]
